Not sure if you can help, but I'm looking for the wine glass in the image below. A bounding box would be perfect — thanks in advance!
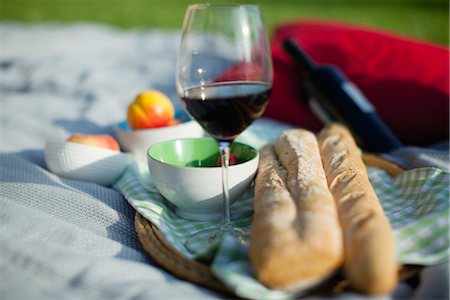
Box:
[176,4,273,253]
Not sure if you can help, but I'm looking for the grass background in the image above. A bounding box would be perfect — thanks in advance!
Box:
[0,0,448,45]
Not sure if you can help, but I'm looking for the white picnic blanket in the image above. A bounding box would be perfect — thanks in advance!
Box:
[0,22,448,300]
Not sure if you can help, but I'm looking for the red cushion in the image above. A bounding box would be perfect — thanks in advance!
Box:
[264,21,449,146]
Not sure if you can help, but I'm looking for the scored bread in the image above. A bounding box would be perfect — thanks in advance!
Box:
[249,129,343,291]
[317,123,398,294]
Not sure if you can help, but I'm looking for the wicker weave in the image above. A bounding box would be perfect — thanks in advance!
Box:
[135,213,233,295]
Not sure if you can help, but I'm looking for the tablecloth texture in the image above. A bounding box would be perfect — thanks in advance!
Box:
[0,22,220,300]
[1,22,449,300]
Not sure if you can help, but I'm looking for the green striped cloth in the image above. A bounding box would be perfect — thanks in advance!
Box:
[115,119,449,299]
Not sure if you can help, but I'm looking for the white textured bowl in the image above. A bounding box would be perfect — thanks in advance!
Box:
[45,140,132,186]
[114,113,204,159]
[147,137,259,221]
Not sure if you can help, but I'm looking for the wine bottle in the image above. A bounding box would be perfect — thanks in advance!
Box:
[283,38,402,153]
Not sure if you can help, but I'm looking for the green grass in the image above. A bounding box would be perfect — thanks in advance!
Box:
[0,0,448,45]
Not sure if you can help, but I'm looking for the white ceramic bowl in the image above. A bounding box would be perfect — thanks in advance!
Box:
[45,140,132,186]
[114,112,204,159]
[147,137,259,221]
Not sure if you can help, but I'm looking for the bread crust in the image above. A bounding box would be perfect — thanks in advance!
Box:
[317,123,398,294]
[249,129,343,291]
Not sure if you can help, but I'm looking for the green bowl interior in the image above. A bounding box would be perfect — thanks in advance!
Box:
[148,137,258,168]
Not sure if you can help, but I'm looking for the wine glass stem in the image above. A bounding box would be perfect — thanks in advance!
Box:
[219,141,232,230]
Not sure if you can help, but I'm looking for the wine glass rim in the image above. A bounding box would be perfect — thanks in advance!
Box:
[187,3,260,10]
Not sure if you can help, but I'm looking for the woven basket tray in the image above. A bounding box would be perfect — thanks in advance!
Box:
[135,154,418,296]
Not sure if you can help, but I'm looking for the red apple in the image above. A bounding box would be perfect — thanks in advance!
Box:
[67,134,121,151]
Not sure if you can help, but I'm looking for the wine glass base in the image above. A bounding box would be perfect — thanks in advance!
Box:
[184,225,250,262]
[174,207,222,222]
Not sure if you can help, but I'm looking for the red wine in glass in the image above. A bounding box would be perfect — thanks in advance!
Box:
[176,4,273,255]
[181,81,271,142]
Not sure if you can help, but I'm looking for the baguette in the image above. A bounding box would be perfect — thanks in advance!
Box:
[249,129,343,291]
[317,123,397,294]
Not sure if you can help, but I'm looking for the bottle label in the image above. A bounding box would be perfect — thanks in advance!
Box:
[342,82,374,113]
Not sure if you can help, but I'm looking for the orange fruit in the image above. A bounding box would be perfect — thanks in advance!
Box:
[127,90,175,129]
